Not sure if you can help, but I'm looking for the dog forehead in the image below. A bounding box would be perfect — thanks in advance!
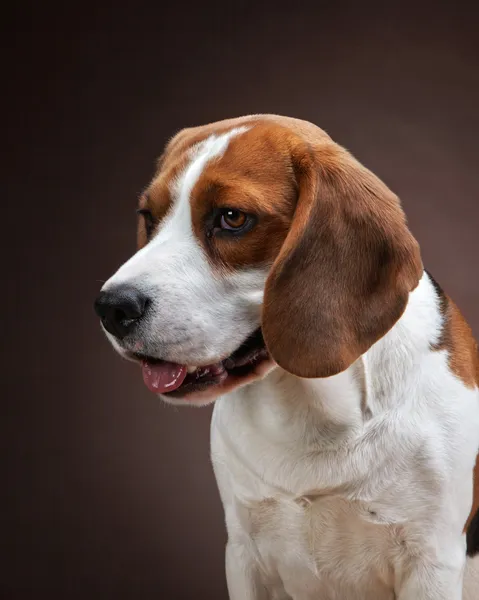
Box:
[170,126,252,199]
[152,118,308,206]
[149,114,332,209]
[162,114,331,163]
[146,126,255,246]
[142,126,249,228]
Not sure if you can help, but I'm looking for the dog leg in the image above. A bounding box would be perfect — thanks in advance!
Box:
[226,540,270,600]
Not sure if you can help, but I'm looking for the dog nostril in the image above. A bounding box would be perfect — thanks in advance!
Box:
[114,309,125,323]
[115,304,141,322]
[94,286,148,340]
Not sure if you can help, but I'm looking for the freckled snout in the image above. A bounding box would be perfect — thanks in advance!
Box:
[94,285,148,340]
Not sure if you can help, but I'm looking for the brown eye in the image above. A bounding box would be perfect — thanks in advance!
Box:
[220,209,247,230]
[207,207,255,238]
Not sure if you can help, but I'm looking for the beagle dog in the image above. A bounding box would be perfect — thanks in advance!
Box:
[95,115,479,599]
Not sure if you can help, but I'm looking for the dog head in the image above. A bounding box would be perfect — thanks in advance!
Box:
[95,115,422,405]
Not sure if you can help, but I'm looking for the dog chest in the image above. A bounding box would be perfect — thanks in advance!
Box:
[232,493,399,599]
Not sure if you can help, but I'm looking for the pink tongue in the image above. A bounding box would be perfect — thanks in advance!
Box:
[141,360,187,394]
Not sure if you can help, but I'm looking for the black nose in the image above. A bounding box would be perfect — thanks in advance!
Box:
[94,286,148,339]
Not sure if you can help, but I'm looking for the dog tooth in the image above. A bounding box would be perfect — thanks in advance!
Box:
[187,366,197,373]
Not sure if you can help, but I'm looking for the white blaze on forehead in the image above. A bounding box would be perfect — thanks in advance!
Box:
[154,126,251,243]
[102,126,250,288]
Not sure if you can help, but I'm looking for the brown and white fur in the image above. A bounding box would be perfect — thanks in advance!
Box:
[96,115,479,599]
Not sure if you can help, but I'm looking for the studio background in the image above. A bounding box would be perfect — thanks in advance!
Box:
[3,3,478,599]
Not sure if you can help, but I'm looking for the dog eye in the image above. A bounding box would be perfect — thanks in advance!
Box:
[219,209,248,231]
[206,208,256,239]
[136,208,156,239]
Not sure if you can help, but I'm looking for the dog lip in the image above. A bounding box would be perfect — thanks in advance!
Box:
[127,328,267,398]
[130,328,265,370]
[165,328,268,398]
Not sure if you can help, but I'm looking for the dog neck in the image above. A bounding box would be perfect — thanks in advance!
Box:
[217,271,441,451]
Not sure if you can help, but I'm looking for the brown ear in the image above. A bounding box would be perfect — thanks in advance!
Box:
[262,141,423,378]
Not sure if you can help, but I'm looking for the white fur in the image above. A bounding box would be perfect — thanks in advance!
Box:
[211,273,479,599]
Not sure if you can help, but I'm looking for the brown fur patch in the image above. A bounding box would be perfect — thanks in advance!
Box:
[428,275,479,539]
[189,124,298,269]
[467,454,479,531]
[429,272,478,389]
[431,297,478,389]
[136,184,172,248]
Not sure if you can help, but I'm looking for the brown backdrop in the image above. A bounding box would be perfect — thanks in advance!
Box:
[2,2,479,599]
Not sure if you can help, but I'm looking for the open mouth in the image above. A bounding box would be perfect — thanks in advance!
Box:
[133,328,269,398]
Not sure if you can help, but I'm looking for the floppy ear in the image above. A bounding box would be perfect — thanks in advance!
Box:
[262,142,423,378]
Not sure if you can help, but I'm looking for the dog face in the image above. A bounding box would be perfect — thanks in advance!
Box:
[95,115,422,405]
